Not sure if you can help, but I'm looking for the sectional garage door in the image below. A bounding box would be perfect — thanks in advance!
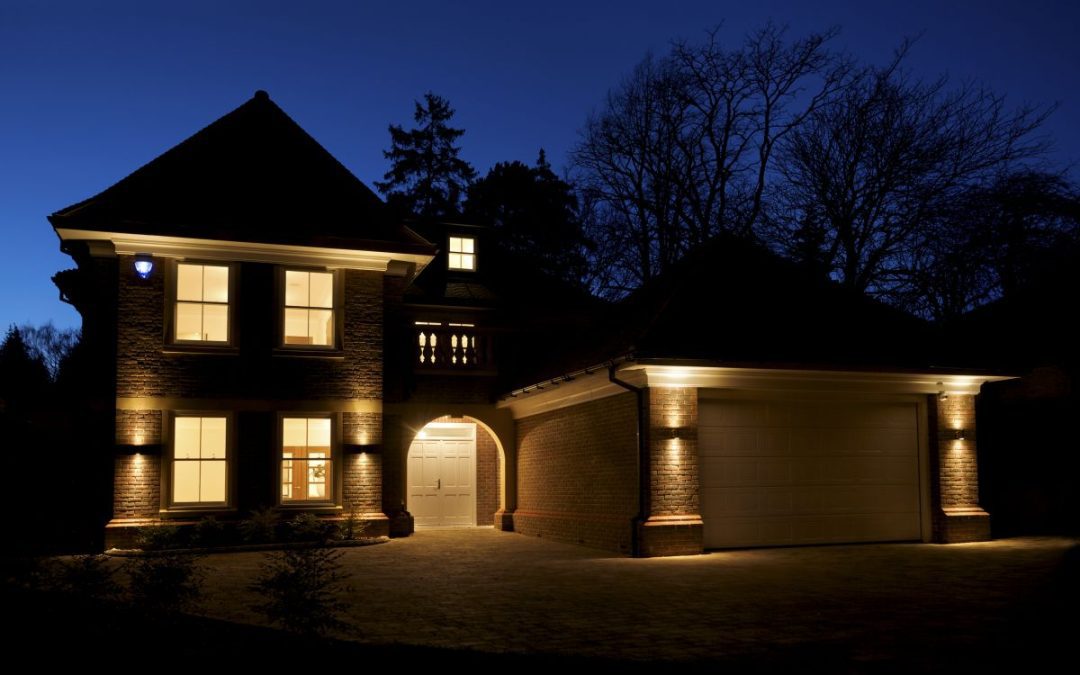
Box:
[699,397,923,548]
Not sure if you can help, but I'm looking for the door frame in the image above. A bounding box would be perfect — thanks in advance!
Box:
[407,422,478,527]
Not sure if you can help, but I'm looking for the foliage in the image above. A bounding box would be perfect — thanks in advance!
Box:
[126,552,204,613]
[464,151,591,285]
[18,322,80,381]
[249,547,349,635]
[191,516,226,548]
[573,23,849,296]
[336,507,368,541]
[0,326,51,405]
[240,506,280,544]
[49,554,118,598]
[375,92,476,219]
[134,523,183,551]
[286,513,335,543]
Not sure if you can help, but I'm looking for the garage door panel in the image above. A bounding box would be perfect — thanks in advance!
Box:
[701,398,923,549]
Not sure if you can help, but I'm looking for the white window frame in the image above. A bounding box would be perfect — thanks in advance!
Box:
[170,261,234,345]
[166,413,232,509]
[448,236,476,271]
[278,414,339,506]
[280,268,340,349]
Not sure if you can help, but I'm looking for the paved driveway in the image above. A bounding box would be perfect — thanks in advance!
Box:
[199,530,1078,669]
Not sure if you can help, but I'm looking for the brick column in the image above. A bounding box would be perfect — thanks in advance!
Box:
[106,410,164,549]
[342,450,389,536]
[930,394,991,542]
[636,387,703,556]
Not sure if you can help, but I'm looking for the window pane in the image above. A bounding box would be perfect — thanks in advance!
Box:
[448,253,462,269]
[173,461,199,502]
[176,264,203,301]
[309,309,333,346]
[308,419,331,448]
[200,461,226,502]
[285,270,308,307]
[461,253,475,270]
[283,418,307,447]
[309,272,333,308]
[202,304,229,342]
[201,417,226,459]
[202,266,229,303]
[460,237,474,254]
[175,418,201,459]
[449,237,462,253]
[175,302,202,340]
[284,308,310,344]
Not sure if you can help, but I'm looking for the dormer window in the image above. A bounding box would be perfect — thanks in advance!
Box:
[448,236,476,271]
[174,262,230,343]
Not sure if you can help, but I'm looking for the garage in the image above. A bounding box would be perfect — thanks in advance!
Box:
[699,395,926,549]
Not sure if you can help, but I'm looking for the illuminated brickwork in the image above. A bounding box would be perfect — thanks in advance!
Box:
[931,394,991,542]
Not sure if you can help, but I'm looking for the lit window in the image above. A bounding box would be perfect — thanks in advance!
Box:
[284,270,335,346]
[282,417,333,502]
[172,416,227,504]
[448,236,475,271]
[175,263,229,342]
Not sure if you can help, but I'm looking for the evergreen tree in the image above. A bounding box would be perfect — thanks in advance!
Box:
[375,92,476,219]
[464,150,591,285]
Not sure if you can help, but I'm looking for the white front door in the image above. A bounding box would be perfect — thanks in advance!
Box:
[408,423,477,527]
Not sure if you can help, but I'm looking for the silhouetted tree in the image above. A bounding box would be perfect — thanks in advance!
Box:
[464,150,591,284]
[0,326,50,409]
[573,23,850,296]
[767,42,1053,309]
[19,321,80,381]
[375,92,476,219]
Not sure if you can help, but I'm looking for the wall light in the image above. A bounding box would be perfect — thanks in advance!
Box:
[953,429,966,441]
[134,254,154,279]
[936,382,948,401]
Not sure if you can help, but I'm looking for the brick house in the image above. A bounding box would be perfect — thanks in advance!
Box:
[51,92,1008,555]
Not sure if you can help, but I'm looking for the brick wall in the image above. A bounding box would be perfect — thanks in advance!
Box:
[115,409,162,445]
[514,392,638,554]
[930,394,991,542]
[112,454,160,518]
[344,411,382,445]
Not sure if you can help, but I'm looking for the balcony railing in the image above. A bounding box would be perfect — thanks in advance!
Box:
[415,325,492,371]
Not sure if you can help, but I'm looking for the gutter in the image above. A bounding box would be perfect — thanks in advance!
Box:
[608,362,647,558]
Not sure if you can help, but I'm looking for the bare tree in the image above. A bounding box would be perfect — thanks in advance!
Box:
[18,322,80,381]
[573,23,849,296]
[768,42,1054,309]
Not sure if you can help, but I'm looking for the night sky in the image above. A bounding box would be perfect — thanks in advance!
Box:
[2,0,1077,332]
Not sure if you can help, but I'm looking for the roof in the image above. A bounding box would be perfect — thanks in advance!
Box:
[510,233,957,389]
[50,91,433,255]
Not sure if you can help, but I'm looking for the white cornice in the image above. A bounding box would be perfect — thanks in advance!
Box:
[498,363,1016,419]
[55,228,434,274]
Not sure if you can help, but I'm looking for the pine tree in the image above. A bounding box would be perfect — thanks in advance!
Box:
[375,93,476,219]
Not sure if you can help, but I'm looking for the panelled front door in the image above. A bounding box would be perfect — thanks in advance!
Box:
[407,423,477,527]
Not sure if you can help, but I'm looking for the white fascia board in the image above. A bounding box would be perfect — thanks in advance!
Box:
[622,364,1015,396]
[497,368,625,419]
[56,228,434,273]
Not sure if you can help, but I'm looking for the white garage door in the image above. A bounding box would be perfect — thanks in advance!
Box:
[699,397,923,548]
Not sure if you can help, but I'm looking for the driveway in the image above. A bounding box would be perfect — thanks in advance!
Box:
[195,529,1079,669]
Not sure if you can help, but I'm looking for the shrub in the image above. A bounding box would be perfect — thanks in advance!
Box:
[249,547,349,635]
[286,513,334,543]
[336,508,368,541]
[191,516,226,548]
[134,523,183,551]
[50,554,118,598]
[126,553,204,613]
[240,507,279,544]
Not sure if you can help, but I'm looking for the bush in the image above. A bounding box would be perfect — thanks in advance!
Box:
[50,554,118,598]
[286,513,334,543]
[191,516,226,548]
[336,508,368,541]
[240,507,279,544]
[126,553,203,613]
[134,523,184,551]
[250,547,349,635]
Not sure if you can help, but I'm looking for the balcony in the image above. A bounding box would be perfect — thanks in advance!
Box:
[415,324,494,374]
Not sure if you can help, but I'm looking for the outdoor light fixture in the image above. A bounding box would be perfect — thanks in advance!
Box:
[936,383,948,401]
[954,429,967,441]
[134,254,154,279]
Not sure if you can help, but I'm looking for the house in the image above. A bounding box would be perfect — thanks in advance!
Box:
[51,91,1009,556]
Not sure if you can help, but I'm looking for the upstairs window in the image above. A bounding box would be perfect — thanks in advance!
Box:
[175,263,230,342]
[448,236,476,271]
[284,270,335,347]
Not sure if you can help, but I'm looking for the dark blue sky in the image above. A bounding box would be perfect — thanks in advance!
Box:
[2,0,1077,332]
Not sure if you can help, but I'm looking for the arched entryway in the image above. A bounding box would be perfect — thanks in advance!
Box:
[407,415,503,527]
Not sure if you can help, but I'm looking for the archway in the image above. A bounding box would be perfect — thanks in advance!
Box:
[406,415,504,527]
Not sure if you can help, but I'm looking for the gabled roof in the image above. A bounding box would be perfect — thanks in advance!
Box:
[50,91,432,255]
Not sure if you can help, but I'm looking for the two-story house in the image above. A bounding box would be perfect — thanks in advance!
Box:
[52,91,1009,556]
